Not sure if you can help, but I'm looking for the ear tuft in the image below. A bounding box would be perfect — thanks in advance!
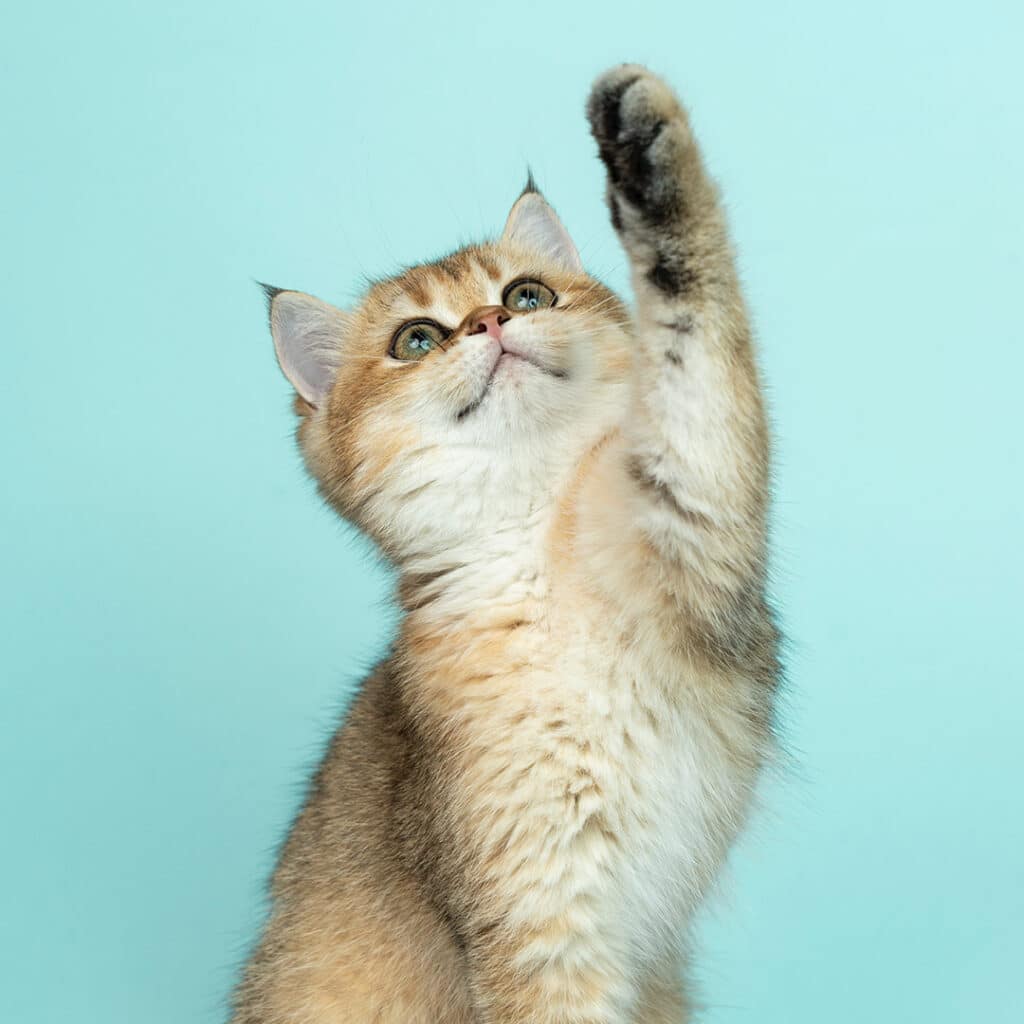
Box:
[521,168,540,196]
[257,281,284,313]
[260,285,350,408]
[501,188,582,274]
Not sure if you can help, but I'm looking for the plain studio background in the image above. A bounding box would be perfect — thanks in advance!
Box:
[2,1,1021,1021]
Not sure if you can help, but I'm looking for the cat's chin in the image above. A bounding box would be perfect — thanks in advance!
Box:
[494,351,537,379]
[456,351,565,422]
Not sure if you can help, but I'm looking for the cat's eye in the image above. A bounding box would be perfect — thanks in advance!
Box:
[502,278,557,313]
[390,320,448,361]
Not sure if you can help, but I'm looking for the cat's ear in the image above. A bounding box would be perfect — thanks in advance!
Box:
[262,285,350,408]
[501,182,582,273]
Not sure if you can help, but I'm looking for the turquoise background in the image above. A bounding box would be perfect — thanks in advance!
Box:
[3,1,1021,1020]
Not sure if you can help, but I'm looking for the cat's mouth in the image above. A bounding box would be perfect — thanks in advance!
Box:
[456,345,568,421]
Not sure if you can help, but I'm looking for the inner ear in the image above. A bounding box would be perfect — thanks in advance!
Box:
[501,189,582,273]
[263,286,351,408]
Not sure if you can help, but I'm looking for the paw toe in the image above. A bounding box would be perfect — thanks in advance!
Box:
[586,64,647,142]
[618,76,681,140]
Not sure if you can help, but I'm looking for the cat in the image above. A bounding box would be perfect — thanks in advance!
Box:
[231,64,780,1024]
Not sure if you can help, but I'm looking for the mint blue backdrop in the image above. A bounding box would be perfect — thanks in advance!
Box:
[3,1,1021,1021]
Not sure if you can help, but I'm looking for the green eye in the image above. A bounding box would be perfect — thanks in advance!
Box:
[502,278,557,313]
[390,320,448,361]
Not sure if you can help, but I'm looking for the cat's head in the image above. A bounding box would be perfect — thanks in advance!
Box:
[266,185,630,561]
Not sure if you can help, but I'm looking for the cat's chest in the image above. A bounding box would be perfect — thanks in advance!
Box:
[465,627,762,957]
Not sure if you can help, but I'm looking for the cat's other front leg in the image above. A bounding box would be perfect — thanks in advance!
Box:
[586,66,773,666]
[465,924,635,1024]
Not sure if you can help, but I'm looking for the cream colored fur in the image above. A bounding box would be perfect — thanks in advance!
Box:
[232,65,779,1024]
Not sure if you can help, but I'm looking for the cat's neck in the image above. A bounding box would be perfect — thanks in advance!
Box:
[392,510,554,719]
[386,427,611,629]
[396,502,552,625]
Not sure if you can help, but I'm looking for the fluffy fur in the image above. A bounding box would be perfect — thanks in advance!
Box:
[232,65,780,1023]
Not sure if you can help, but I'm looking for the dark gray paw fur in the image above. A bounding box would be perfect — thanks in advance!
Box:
[587,65,690,229]
[587,66,700,297]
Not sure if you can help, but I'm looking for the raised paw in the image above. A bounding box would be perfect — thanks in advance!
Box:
[586,65,694,229]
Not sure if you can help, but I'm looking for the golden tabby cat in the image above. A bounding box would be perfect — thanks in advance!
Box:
[232,64,779,1024]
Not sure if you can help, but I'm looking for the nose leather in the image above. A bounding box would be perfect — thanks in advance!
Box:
[465,305,511,341]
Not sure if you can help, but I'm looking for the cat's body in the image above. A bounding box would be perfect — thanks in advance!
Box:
[233,66,779,1023]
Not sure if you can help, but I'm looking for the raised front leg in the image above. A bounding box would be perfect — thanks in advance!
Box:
[585,66,774,667]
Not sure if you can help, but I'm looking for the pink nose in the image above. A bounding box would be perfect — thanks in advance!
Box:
[466,305,511,341]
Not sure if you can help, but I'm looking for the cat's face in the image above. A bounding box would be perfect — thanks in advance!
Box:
[268,190,630,559]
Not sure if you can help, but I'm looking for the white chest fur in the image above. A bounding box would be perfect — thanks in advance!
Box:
[405,509,767,987]
[453,602,764,978]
